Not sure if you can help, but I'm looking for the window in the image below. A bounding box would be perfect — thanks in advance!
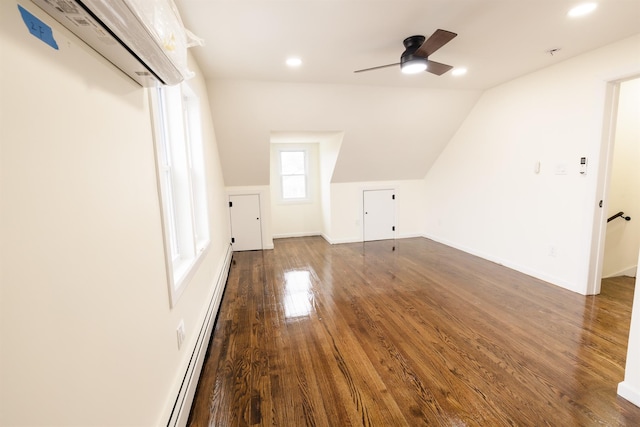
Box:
[279,150,308,201]
[151,83,210,306]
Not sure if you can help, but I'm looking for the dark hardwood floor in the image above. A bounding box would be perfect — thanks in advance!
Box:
[188,236,640,426]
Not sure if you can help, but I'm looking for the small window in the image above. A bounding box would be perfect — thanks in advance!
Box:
[279,150,308,200]
[150,82,210,306]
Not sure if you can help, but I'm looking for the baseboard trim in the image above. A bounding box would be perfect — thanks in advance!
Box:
[603,265,637,279]
[321,234,424,245]
[397,233,422,239]
[618,381,640,408]
[166,244,233,427]
[321,233,361,244]
[421,233,577,293]
[273,231,322,239]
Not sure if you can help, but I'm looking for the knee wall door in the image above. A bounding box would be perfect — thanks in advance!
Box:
[229,194,263,251]
[363,189,395,242]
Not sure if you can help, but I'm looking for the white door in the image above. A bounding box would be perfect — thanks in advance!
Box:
[229,194,263,251]
[363,189,395,241]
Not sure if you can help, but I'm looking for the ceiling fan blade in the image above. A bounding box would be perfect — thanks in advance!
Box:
[426,60,453,76]
[354,62,400,73]
[415,29,457,58]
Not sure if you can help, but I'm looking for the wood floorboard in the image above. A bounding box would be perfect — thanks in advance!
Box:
[188,237,640,426]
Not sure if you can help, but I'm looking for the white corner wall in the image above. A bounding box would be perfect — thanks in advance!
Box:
[423,35,640,294]
[319,133,342,240]
[0,2,230,425]
[602,78,640,278]
[618,251,640,407]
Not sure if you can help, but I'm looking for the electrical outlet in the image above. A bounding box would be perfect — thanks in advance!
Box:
[176,320,185,350]
[549,245,557,258]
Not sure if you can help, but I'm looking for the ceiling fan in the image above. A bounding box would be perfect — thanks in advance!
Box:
[354,29,457,76]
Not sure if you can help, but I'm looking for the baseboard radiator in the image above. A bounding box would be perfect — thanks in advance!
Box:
[166,244,233,427]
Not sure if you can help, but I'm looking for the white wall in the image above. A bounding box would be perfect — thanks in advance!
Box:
[618,251,640,407]
[326,180,426,244]
[0,2,230,425]
[270,143,323,238]
[423,35,640,295]
[319,133,342,239]
[603,78,640,278]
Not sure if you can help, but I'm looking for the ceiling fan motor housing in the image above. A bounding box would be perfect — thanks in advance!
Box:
[401,35,428,70]
[402,35,426,53]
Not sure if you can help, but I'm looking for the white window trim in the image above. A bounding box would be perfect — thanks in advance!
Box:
[182,84,210,254]
[149,82,210,307]
[277,147,311,204]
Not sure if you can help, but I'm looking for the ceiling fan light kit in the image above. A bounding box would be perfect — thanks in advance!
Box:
[401,56,428,74]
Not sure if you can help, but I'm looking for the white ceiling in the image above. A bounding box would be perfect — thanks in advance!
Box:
[175,0,640,90]
[173,1,640,186]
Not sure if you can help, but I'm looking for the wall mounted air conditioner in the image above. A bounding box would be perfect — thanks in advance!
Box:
[30,0,197,86]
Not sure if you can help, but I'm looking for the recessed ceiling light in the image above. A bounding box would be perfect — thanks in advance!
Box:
[286,57,302,67]
[568,2,597,18]
[452,68,467,76]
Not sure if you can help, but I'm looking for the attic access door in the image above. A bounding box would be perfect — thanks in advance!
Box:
[363,189,396,241]
[229,194,263,251]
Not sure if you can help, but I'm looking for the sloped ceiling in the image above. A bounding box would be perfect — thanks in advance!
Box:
[208,80,480,185]
[178,0,640,186]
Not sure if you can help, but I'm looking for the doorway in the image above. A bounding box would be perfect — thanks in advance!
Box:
[602,78,640,280]
[590,76,640,294]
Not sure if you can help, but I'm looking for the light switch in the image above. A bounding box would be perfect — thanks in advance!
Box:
[580,157,587,175]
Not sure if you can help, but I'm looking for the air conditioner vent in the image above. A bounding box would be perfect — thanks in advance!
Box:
[30,0,199,87]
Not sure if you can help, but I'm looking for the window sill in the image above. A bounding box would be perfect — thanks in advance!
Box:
[277,197,313,205]
[169,242,210,307]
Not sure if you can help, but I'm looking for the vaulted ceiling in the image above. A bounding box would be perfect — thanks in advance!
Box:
[175,0,640,185]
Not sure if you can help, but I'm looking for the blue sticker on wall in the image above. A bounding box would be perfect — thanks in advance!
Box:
[18,4,59,50]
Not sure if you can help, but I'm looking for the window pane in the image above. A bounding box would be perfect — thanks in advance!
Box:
[183,87,209,250]
[163,168,180,259]
[280,151,305,175]
[282,175,306,199]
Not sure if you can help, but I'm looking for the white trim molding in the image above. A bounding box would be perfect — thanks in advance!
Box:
[273,231,322,239]
[618,381,640,408]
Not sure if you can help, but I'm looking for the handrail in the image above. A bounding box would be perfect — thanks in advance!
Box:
[607,211,631,223]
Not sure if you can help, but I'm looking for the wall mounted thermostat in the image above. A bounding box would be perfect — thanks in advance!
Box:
[580,157,587,175]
